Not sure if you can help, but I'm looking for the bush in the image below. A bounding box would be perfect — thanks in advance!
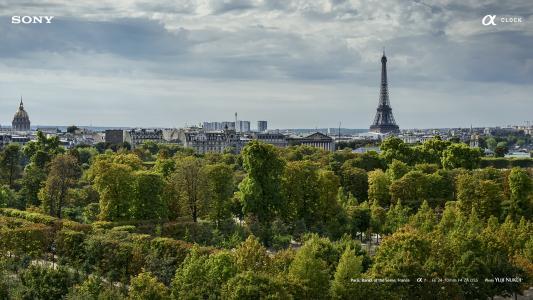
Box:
[0,223,52,258]
[271,234,292,251]
[161,221,214,244]
[128,271,169,300]
[144,238,193,285]
[56,229,86,268]
[19,265,76,300]
[0,208,57,225]
[112,225,137,232]
[221,271,289,299]
[83,231,148,282]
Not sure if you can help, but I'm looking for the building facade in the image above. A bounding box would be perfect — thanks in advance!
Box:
[287,132,335,151]
[105,129,124,144]
[257,121,268,132]
[252,132,288,148]
[203,121,236,131]
[123,129,163,148]
[180,128,243,154]
[236,120,251,133]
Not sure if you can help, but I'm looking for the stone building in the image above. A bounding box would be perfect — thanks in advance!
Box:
[12,98,31,131]
[105,129,124,145]
[252,132,288,148]
[123,129,164,148]
[287,132,335,151]
[179,128,243,154]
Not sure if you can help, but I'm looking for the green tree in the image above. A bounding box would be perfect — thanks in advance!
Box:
[288,242,330,299]
[234,235,270,272]
[506,168,532,219]
[203,163,234,228]
[132,171,165,220]
[330,247,364,299]
[66,125,79,134]
[23,130,63,168]
[386,159,411,181]
[282,161,321,226]
[409,200,436,233]
[441,143,482,170]
[495,141,509,157]
[417,136,451,165]
[19,164,47,206]
[456,173,503,219]
[389,171,429,209]
[39,154,81,218]
[205,251,238,299]
[342,152,385,171]
[0,143,22,187]
[239,141,285,225]
[346,203,371,241]
[0,185,19,208]
[221,271,289,300]
[171,248,209,299]
[486,137,497,151]
[171,156,206,222]
[384,200,410,234]
[380,137,414,164]
[317,169,345,238]
[367,169,390,206]
[340,165,368,201]
[66,275,125,300]
[19,265,74,300]
[370,226,432,298]
[91,160,136,221]
[370,200,386,243]
[128,271,169,300]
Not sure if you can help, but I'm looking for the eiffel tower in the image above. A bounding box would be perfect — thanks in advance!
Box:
[369,51,400,134]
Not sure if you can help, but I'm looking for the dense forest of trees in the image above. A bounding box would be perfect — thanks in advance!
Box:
[0,132,531,299]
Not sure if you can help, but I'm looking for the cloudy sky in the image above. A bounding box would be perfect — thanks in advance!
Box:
[0,0,532,129]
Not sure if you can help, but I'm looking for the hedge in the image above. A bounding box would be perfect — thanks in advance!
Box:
[0,223,53,258]
[480,158,533,169]
[0,208,90,232]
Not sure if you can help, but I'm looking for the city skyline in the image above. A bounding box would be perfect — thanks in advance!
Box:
[1,0,532,129]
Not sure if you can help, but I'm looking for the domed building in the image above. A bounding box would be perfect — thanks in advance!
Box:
[12,98,31,131]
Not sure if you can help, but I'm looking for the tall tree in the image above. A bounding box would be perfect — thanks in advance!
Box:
[239,141,285,224]
[330,247,364,299]
[288,241,330,299]
[506,168,532,220]
[417,136,451,165]
[203,163,234,228]
[171,156,206,222]
[19,164,47,206]
[367,169,391,207]
[441,143,482,170]
[456,173,503,219]
[379,137,415,164]
[281,161,320,226]
[91,160,136,221]
[389,170,429,209]
[0,144,22,187]
[340,165,368,201]
[132,171,165,220]
[39,154,81,218]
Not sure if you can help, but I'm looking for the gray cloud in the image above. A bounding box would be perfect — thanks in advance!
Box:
[0,0,531,128]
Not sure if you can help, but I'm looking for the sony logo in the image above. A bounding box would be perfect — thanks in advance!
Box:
[11,16,55,24]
